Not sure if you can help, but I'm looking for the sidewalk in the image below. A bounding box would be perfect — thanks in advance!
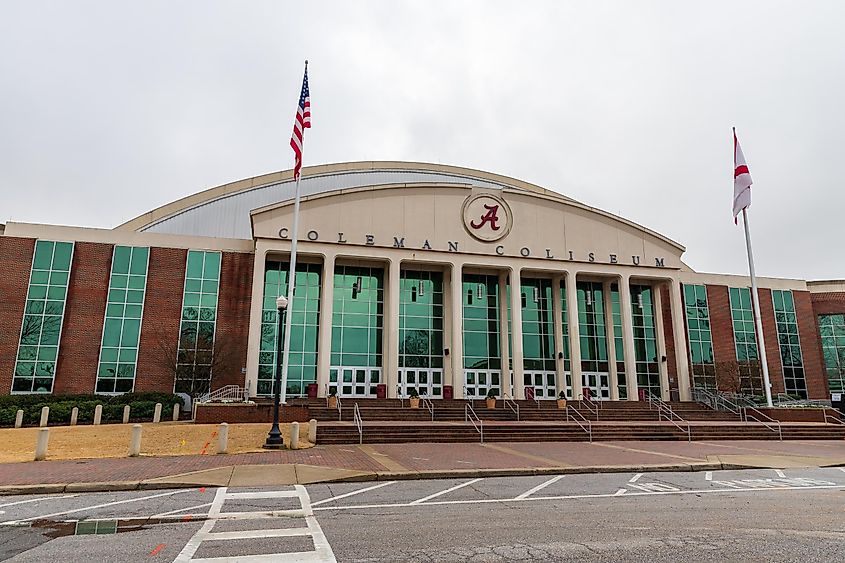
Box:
[1,439,843,494]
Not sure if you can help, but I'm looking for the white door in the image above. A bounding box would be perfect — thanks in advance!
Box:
[398,368,444,398]
[582,372,611,400]
[523,371,557,400]
[464,369,501,398]
[329,366,380,398]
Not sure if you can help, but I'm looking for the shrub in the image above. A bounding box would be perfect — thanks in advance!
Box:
[0,393,183,427]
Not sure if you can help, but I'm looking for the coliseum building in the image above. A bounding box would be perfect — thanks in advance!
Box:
[1,162,843,404]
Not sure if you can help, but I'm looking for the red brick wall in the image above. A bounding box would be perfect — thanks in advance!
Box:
[810,292,845,315]
[213,252,254,389]
[793,290,827,399]
[135,247,188,393]
[0,237,36,393]
[194,402,308,424]
[705,285,736,364]
[660,285,678,391]
[53,242,113,394]
[757,287,786,396]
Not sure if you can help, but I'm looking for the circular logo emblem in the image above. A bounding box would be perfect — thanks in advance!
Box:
[461,193,512,242]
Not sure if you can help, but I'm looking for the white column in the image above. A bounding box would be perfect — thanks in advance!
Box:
[385,259,401,398]
[619,274,639,401]
[497,271,512,397]
[603,279,619,401]
[565,271,582,400]
[244,244,270,396]
[450,263,465,399]
[551,275,565,396]
[653,282,671,401]
[669,277,692,401]
[509,267,525,399]
[315,254,335,397]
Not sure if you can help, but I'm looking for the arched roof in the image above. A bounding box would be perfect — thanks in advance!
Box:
[116,161,684,252]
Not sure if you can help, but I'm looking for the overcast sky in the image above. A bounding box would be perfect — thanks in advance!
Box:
[1,1,842,280]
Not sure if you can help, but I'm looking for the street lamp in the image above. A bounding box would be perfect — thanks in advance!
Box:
[263,295,289,449]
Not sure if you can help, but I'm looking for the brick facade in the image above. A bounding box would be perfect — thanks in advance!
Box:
[659,285,678,392]
[213,252,254,389]
[53,242,113,394]
[0,237,36,393]
[793,290,827,399]
[705,285,736,364]
[757,287,786,396]
[135,247,188,393]
[810,291,845,316]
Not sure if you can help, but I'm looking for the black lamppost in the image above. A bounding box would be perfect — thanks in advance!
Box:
[263,295,288,449]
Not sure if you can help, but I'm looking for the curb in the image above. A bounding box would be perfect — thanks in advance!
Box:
[0,462,753,496]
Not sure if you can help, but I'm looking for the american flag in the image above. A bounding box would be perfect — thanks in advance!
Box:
[290,64,311,180]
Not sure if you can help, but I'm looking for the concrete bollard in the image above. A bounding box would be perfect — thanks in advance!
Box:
[308,419,317,444]
[70,407,78,426]
[217,423,229,454]
[153,403,162,423]
[39,406,49,428]
[14,410,24,429]
[290,421,300,450]
[172,403,180,422]
[34,428,49,461]
[122,405,131,424]
[93,404,103,425]
[129,424,142,457]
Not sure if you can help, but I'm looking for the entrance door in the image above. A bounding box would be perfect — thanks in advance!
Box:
[582,372,611,400]
[523,371,557,400]
[329,367,381,398]
[398,368,444,398]
[464,370,501,398]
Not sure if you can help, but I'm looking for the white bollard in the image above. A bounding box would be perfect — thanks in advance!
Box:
[93,404,103,425]
[217,423,229,454]
[153,403,162,423]
[39,406,49,428]
[70,407,78,426]
[172,403,180,422]
[14,409,24,429]
[290,421,300,450]
[308,419,317,444]
[129,424,142,457]
[34,428,49,461]
[123,405,131,424]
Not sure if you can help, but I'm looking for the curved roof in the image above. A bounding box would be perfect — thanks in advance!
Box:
[117,161,684,252]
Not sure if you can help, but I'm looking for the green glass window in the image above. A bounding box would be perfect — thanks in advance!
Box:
[521,278,555,372]
[577,281,608,372]
[728,287,765,394]
[175,251,221,396]
[399,270,444,369]
[772,289,806,398]
[610,284,627,399]
[462,273,501,397]
[560,282,570,373]
[819,314,845,394]
[13,240,74,393]
[684,284,716,390]
[259,261,322,397]
[632,285,660,397]
[96,246,149,393]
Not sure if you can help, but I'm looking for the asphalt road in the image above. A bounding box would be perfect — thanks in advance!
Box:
[0,467,843,562]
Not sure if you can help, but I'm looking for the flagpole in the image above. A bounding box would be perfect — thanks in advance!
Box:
[279,60,307,405]
[741,207,774,407]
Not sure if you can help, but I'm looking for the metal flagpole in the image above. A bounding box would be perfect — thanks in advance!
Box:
[742,207,773,407]
[279,172,302,405]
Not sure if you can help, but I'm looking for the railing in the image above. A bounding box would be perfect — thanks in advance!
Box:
[463,385,476,408]
[397,385,404,408]
[577,396,599,420]
[334,395,343,421]
[742,405,783,441]
[693,386,742,416]
[566,405,592,443]
[646,391,691,442]
[533,394,542,409]
[776,393,831,409]
[465,404,484,443]
[823,409,845,425]
[503,393,520,421]
[353,402,363,445]
[196,385,247,404]
[422,397,435,421]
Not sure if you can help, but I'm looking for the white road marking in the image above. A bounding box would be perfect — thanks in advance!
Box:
[0,489,192,525]
[410,478,483,505]
[455,460,474,464]
[515,475,566,500]
[629,482,680,493]
[152,502,212,518]
[340,449,356,453]
[0,494,77,509]
[839,467,845,473]
[412,457,430,461]
[311,481,396,507]
[774,469,786,478]
[705,471,713,481]
[313,484,844,512]
[629,473,643,483]
[614,488,627,496]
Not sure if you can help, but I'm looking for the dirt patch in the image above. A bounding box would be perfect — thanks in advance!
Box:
[0,422,312,463]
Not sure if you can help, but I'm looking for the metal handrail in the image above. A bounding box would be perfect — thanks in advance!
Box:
[422,397,435,421]
[335,396,343,421]
[693,386,742,416]
[577,396,599,419]
[566,405,592,443]
[465,404,484,443]
[353,403,363,444]
[534,394,541,409]
[646,391,691,442]
[196,385,246,404]
[463,385,476,408]
[742,406,783,440]
[823,409,845,425]
[503,393,520,421]
[397,385,404,408]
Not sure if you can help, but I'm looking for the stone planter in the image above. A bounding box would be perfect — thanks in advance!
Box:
[327,396,338,409]
[556,399,567,409]
[409,397,420,409]
[486,397,496,409]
